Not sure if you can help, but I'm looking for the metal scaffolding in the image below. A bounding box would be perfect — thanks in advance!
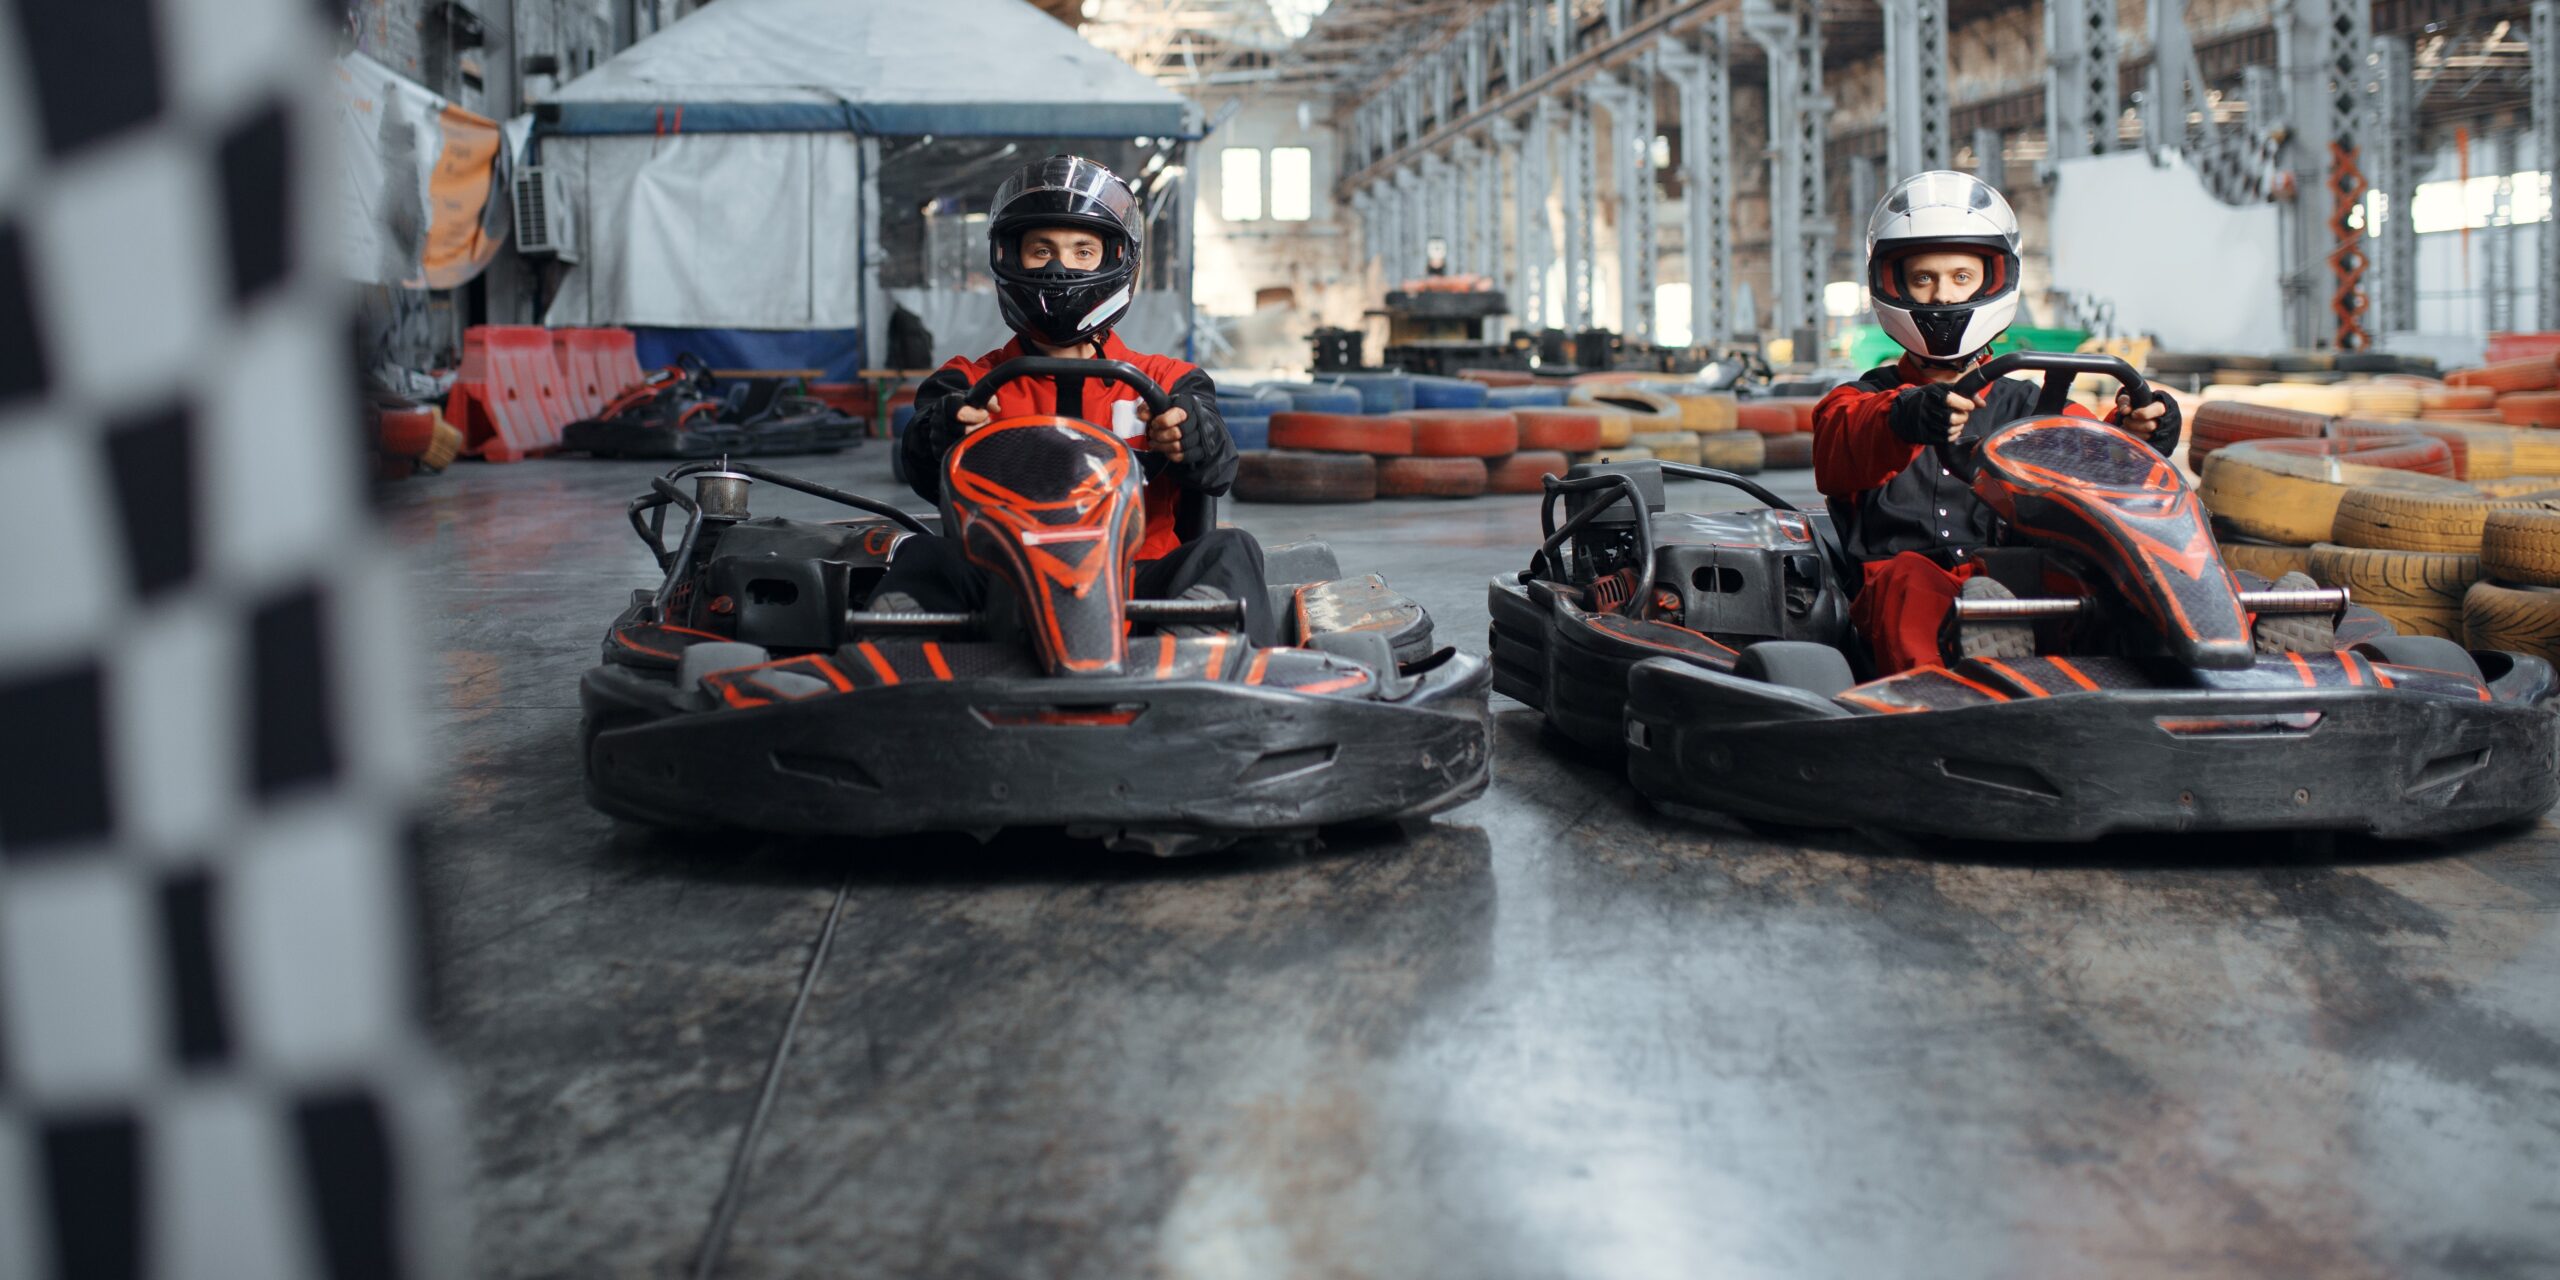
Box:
[2538,0,2559,329]
[1513,98,1556,329]
[1745,0,1829,342]
[1663,17,1732,348]
[2041,0,2120,171]
[2275,0,2374,347]
[2487,132,2518,334]
[1562,94,1598,330]
[2364,35,2417,335]
[1587,59,1660,343]
[1877,0,1951,179]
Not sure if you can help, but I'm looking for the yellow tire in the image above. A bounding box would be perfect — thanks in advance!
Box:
[2505,428,2560,474]
[2474,472,2560,497]
[1591,408,1636,448]
[1698,430,1765,473]
[1630,431,1702,465]
[2198,444,2474,545]
[2328,487,2555,554]
[2369,604,2468,639]
[2308,542,2480,612]
[2216,539,2316,580]
[1677,392,1740,432]
[2482,507,2560,587]
[1591,445,1654,463]
[2463,580,2560,662]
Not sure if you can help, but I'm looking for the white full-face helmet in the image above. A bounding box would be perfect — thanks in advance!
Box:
[1865,170,2022,365]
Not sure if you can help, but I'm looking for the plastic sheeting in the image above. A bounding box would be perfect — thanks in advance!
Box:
[335,52,507,288]
[542,132,865,329]
[2049,152,2287,355]
[888,288,1195,364]
[542,0,1191,139]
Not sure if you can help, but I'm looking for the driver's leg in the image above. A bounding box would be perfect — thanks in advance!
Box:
[1850,551,1971,675]
[1133,529,1276,646]
[870,534,990,614]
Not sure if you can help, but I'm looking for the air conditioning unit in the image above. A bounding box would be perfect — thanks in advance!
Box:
[513,165,578,263]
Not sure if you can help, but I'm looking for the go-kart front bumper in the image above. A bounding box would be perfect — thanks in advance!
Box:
[1623,658,2558,841]
[578,654,1493,847]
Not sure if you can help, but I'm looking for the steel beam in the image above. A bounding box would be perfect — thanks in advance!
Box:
[1663,18,1733,349]
[2487,131,2516,333]
[1515,99,1557,329]
[2538,0,2559,329]
[1746,0,1830,343]
[2277,0,2375,348]
[1451,138,1481,276]
[2042,0,2121,171]
[1878,0,1952,179]
[1974,127,2006,188]
[1563,95,1599,330]
[2365,35,2417,334]
[1477,127,1504,304]
[1585,64,1658,344]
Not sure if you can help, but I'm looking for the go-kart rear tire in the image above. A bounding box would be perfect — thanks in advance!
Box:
[1235,450,1378,503]
[2353,633,2484,682]
[1734,641,1856,700]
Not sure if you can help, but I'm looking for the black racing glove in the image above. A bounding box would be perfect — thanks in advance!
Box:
[1888,381,1967,446]
[2132,392,2181,456]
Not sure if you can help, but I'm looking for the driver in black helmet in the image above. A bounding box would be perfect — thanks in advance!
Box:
[876,155,1275,645]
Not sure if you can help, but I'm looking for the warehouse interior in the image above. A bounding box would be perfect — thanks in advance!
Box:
[5,0,2560,1275]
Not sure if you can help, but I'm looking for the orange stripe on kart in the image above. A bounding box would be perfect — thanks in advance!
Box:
[1977,658,2049,697]
[922,642,954,681]
[2288,652,2317,686]
[2046,657,2102,692]
[1155,633,1177,679]
[856,641,900,686]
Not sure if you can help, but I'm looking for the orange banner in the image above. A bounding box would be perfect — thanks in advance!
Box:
[420,103,502,290]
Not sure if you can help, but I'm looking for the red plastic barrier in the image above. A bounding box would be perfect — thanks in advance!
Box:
[447,325,577,462]
[552,327,645,421]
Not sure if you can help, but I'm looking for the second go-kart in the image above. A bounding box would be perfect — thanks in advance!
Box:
[560,354,861,459]
[581,357,1492,854]
[1490,352,2558,841]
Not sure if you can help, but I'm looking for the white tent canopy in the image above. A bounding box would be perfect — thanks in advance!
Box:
[539,0,1196,362]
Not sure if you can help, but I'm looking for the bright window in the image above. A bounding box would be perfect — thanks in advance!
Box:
[2400,172,2553,234]
[1221,147,1263,222]
[1270,147,1313,221]
[1655,282,1692,346]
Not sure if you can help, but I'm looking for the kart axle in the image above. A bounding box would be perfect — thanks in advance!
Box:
[845,597,1249,632]
[1952,587,2350,622]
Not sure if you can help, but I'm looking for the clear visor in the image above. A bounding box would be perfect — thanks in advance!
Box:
[991,155,1140,229]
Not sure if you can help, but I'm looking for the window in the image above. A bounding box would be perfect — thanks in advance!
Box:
[1270,147,1313,221]
[1221,147,1263,222]
[2386,172,2554,236]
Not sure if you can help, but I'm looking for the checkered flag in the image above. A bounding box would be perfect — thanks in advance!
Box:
[0,0,460,1276]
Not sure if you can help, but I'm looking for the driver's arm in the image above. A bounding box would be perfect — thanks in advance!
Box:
[898,363,977,504]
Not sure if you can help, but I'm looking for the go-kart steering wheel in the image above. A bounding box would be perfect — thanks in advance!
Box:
[1935,350,2155,484]
[962,357,1173,420]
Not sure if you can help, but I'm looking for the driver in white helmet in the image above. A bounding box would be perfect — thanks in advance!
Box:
[1812,171,2180,675]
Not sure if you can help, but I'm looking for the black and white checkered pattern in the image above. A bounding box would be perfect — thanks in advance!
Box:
[0,0,459,1276]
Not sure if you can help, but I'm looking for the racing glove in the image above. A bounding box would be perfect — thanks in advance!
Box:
[2134,393,2182,457]
[1888,381,1968,446]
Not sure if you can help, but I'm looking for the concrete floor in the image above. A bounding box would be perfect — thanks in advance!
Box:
[398,440,2560,1280]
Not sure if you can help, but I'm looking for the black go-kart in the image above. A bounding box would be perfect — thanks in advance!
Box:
[581,357,1493,854]
[1489,351,2558,842]
[560,353,862,459]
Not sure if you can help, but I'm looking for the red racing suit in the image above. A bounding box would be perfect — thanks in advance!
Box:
[901,332,1235,562]
[1813,355,2115,673]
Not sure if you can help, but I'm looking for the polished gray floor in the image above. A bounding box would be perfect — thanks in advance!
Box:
[396,441,2560,1280]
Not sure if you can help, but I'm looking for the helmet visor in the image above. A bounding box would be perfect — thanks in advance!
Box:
[991,155,1142,239]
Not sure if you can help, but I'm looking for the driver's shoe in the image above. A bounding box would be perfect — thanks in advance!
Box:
[2252,571,2337,655]
[1957,576,2035,661]
[868,591,926,614]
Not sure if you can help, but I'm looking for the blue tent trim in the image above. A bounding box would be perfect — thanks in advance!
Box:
[539,101,1197,139]
[630,326,868,384]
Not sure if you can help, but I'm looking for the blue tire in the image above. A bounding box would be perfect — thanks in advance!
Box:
[1276,383,1364,414]
[1410,374,1490,409]
[1329,372,1416,414]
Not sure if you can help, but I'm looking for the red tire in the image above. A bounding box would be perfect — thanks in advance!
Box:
[1486,451,1571,494]
[1457,368,1533,387]
[1791,399,1818,431]
[2190,400,2329,462]
[2448,359,2560,394]
[1269,411,1413,455]
[1407,408,1519,457]
[1736,402,1795,436]
[2363,421,2472,479]
[2421,385,2497,411]
[1233,450,1378,503]
[2497,391,2560,427]
[1376,456,1488,497]
[1511,407,1605,452]
[1762,432,1815,469]
[2246,433,2456,476]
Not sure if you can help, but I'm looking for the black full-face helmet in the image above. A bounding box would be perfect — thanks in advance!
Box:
[988,155,1145,348]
